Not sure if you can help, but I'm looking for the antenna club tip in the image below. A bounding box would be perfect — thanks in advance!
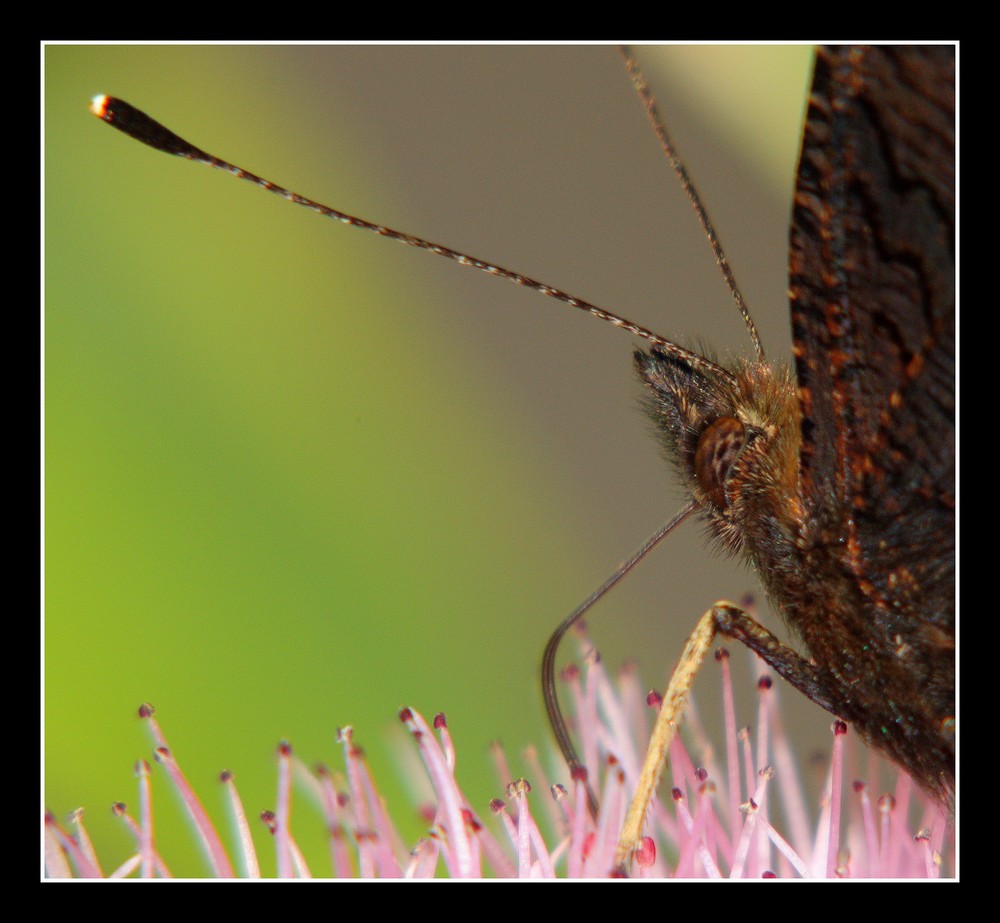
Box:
[90,94,112,118]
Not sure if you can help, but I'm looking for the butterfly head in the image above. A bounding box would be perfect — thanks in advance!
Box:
[635,349,802,566]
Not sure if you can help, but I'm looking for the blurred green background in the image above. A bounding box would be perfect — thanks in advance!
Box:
[45,44,817,876]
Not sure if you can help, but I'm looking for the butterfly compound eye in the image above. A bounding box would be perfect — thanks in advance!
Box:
[693,416,747,509]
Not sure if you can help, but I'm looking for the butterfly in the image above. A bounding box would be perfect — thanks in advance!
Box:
[621,47,954,845]
[556,47,955,863]
[82,45,954,868]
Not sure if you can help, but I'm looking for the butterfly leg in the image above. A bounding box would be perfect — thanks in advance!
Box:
[713,604,836,714]
[614,601,830,874]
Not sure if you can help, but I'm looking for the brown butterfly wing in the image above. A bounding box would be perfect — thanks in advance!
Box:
[788,45,955,797]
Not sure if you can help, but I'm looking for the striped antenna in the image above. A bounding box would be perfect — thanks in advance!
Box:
[90,94,737,387]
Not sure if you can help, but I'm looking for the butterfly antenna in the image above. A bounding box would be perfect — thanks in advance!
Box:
[620,46,766,364]
[90,94,736,387]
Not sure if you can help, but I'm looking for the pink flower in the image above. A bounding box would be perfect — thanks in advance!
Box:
[45,634,953,878]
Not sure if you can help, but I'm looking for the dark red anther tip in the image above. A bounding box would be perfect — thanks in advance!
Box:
[138,703,155,718]
[433,713,447,729]
[635,836,656,867]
